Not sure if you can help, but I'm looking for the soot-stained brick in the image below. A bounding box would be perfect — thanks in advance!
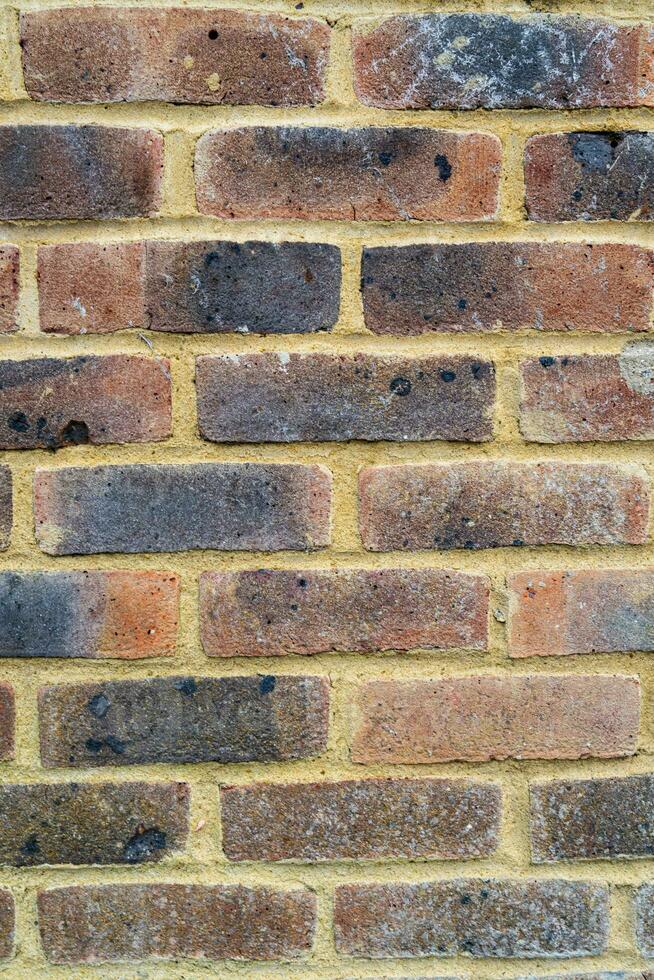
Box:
[195,126,501,221]
[525,131,654,221]
[38,675,329,767]
[33,463,331,554]
[0,125,163,220]
[354,15,653,109]
[334,879,609,958]
[0,570,179,659]
[0,467,11,551]
[144,241,340,334]
[0,782,188,866]
[196,353,495,442]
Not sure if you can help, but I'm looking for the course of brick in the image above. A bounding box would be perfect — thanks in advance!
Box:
[0,0,653,974]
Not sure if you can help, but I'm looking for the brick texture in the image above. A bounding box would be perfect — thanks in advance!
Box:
[38,884,316,963]
[0,892,13,960]
[21,8,330,106]
[34,463,331,554]
[334,880,609,958]
[0,245,18,333]
[509,569,654,657]
[635,885,654,956]
[352,675,640,763]
[362,243,654,335]
[38,675,329,767]
[0,684,14,760]
[196,353,495,442]
[0,466,11,551]
[199,568,489,656]
[359,462,650,551]
[195,127,502,220]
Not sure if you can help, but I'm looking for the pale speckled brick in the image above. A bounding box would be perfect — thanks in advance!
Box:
[0,246,18,333]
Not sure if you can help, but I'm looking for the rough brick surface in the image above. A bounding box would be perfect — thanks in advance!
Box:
[352,675,640,763]
[221,777,501,861]
[0,684,14,760]
[195,127,502,221]
[359,462,649,551]
[38,675,329,767]
[0,892,13,960]
[521,347,654,442]
[354,15,653,110]
[38,243,145,334]
[196,353,495,443]
[34,463,331,554]
[362,243,654,335]
[509,570,654,657]
[0,571,179,659]
[531,774,654,862]
[0,467,11,551]
[0,782,188,866]
[525,131,654,221]
[199,568,489,656]
[21,8,329,107]
[38,884,316,964]
[0,126,163,220]
[334,880,609,958]
[145,240,341,334]
[635,885,654,956]
[0,355,171,449]
[0,246,18,333]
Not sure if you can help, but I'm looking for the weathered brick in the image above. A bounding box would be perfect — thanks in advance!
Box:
[38,243,145,334]
[221,777,501,861]
[0,126,163,220]
[0,782,188,866]
[521,347,654,441]
[196,354,495,443]
[0,355,171,449]
[334,880,608,958]
[352,675,639,764]
[359,462,650,551]
[509,570,654,658]
[0,891,13,960]
[22,8,330,107]
[145,240,340,334]
[0,467,11,551]
[531,774,654,862]
[0,246,18,333]
[515,974,652,980]
[635,885,654,956]
[362,243,654,335]
[0,571,179,659]
[195,127,502,221]
[0,684,14,760]
[38,675,329,768]
[200,568,489,657]
[38,884,316,964]
[354,15,653,110]
[34,463,331,555]
[525,131,654,221]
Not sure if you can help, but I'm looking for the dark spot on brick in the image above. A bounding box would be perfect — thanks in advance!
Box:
[123,827,167,863]
[389,376,412,396]
[434,154,452,181]
[20,835,40,857]
[208,29,218,40]
[512,538,525,547]
[378,151,393,167]
[60,420,89,445]
[440,370,456,382]
[458,298,467,310]
[259,675,276,694]
[85,738,104,753]
[8,411,29,433]
[174,677,197,696]
[88,693,110,719]
[539,356,555,367]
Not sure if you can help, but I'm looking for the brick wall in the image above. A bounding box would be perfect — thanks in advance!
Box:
[0,0,652,977]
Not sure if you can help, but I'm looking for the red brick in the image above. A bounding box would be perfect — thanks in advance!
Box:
[525,131,654,222]
[354,15,653,110]
[221,777,501,861]
[334,880,608,958]
[0,467,11,551]
[359,461,650,551]
[195,127,501,221]
[0,125,163,220]
[38,884,316,964]
[0,355,171,449]
[0,571,179,660]
[22,8,330,107]
[362,243,654,335]
[38,243,145,334]
[0,246,18,333]
[509,569,654,658]
[196,354,495,442]
[352,675,640,763]
[199,568,489,656]
[34,463,331,555]
[0,684,14,760]
[0,891,13,960]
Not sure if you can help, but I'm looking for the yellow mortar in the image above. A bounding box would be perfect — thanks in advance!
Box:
[0,0,653,975]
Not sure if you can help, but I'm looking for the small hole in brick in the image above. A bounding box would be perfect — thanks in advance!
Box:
[208,29,218,40]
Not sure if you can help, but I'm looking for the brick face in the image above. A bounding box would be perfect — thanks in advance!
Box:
[0,892,13,961]
[0,684,14,760]
[0,246,18,333]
